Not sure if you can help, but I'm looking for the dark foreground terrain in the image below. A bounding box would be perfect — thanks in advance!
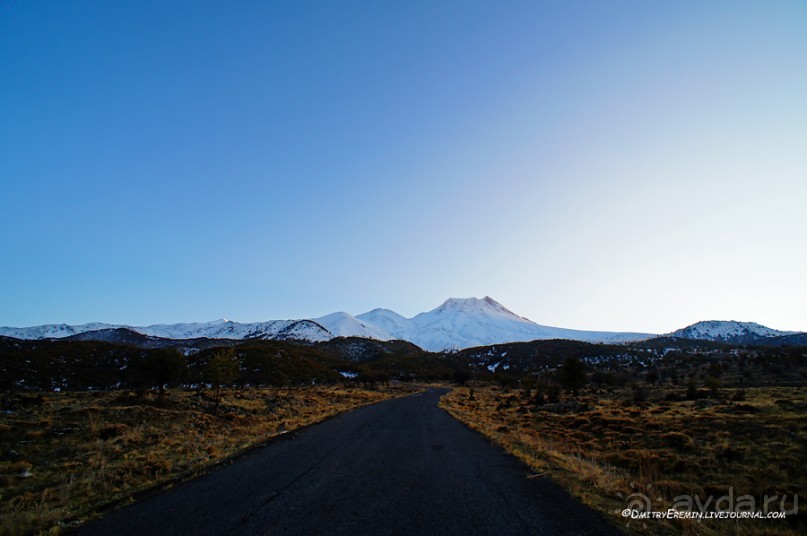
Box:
[76,389,617,535]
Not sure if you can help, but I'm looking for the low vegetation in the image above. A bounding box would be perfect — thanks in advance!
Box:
[441,382,806,535]
[2,333,805,534]
[0,384,416,535]
[0,336,464,392]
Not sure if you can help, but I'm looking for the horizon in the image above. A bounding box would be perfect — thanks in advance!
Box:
[0,294,801,335]
[2,2,806,333]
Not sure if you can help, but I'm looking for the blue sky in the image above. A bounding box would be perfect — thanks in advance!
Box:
[1,1,806,333]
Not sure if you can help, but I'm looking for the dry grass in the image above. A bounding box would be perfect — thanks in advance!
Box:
[0,384,417,535]
[440,385,806,535]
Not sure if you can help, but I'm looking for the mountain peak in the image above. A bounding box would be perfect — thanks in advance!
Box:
[363,308,401,316]
[434,296,521,319]
[355,308,411,339]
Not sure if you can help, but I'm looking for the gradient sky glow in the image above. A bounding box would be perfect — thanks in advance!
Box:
[2,1,806,333]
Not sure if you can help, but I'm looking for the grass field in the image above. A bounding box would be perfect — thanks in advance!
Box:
[440,385,805,535]
[0,385,416,535]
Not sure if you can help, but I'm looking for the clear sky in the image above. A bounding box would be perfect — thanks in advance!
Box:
[1,1,806,333]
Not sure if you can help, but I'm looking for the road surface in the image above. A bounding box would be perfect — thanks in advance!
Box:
[77,388,619,535]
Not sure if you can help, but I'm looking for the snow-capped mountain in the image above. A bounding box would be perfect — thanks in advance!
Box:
[2,297,801,351]
[402,297,651,351]
[669,321,797,344]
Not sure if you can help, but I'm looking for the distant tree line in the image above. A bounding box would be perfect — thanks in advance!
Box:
[0,338,469,393]
[5,334,801,395]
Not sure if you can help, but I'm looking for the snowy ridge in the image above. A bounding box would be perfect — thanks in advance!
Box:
[137,318,331,341]
[0,323,121,340]
[0,319,332,344]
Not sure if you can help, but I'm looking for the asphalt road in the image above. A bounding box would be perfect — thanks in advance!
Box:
[76,389,619,535]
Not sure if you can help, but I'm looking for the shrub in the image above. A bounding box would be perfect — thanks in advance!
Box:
[632,385,649,404]
[661,431,693,450]
[557,358,587,397]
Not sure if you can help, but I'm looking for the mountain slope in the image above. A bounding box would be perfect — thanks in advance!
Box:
[64,328,168,347]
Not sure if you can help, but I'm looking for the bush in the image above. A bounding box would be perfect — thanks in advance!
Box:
[685,379,698,400]
[661,431,693,449]
[632,385,649,403]
[557,358,587,396]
